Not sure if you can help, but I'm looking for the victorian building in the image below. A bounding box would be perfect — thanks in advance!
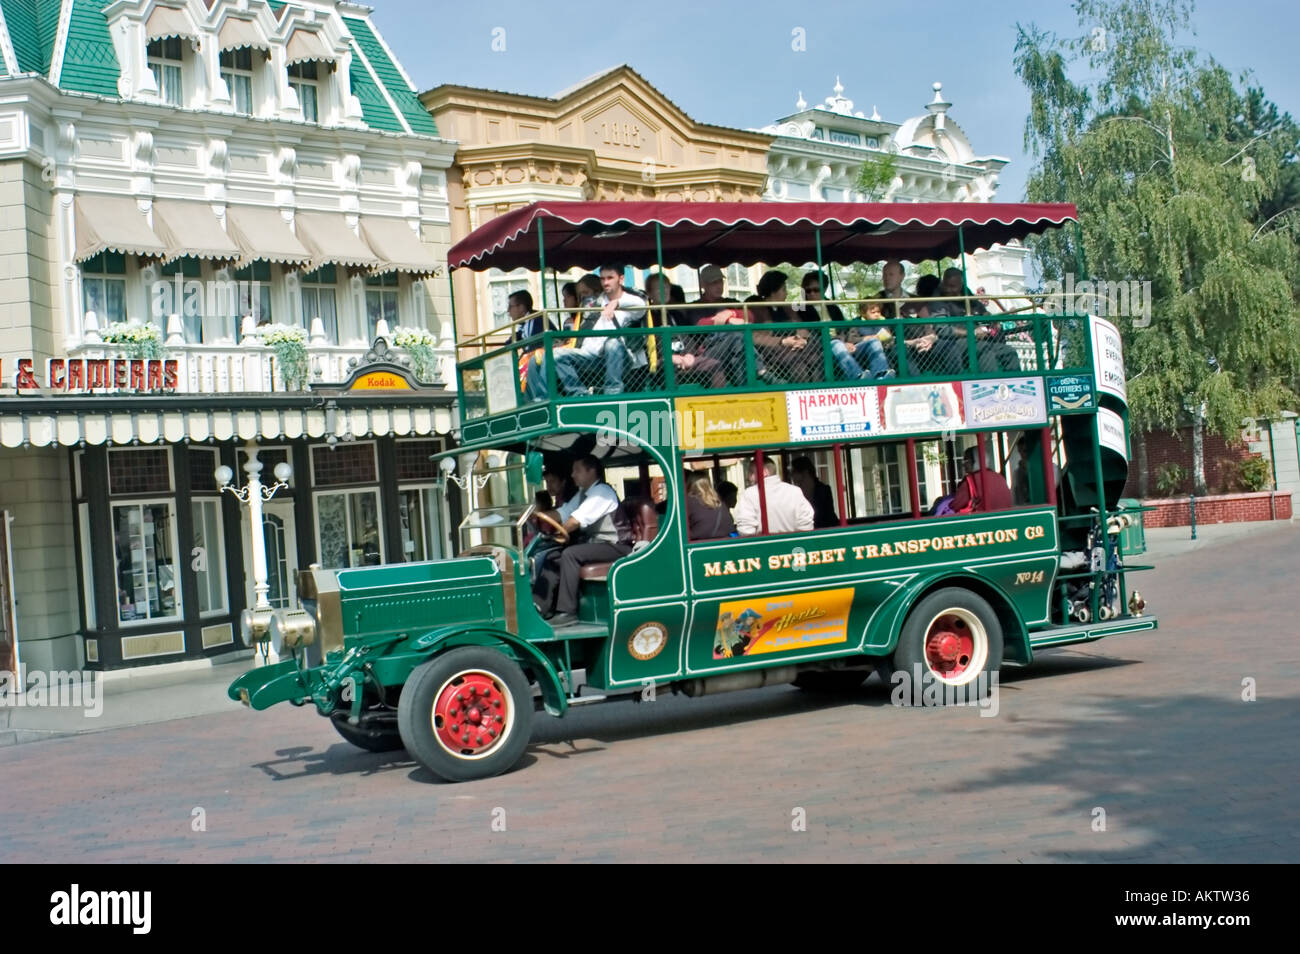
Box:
[421,65,773,338]
[757,79,1031,297]
[0,0,460,674]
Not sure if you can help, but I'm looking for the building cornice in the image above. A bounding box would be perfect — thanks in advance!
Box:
[0,75,457,164]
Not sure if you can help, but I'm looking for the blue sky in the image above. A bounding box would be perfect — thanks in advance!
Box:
[372,0,1298,202]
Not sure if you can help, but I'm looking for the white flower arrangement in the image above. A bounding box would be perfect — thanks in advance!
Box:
[393,325,438,382]
[100,321,165,358]
[261,324,310,390]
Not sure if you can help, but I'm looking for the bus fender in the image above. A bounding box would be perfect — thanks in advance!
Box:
[227,658,312,710]
[407,625,568,717]
[875,573,1032,666]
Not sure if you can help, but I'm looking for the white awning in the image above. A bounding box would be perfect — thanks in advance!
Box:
[217,17,270,51]
[74,195,169,262]
[285,29,333,66]
[226,206,313,267]
[0,404,453,449]
[146,5,201,42]
[152,200,243,262]
[295,212,382,270]
[361,217,443,277]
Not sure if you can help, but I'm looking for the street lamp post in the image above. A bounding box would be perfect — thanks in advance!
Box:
[216,441,292,655]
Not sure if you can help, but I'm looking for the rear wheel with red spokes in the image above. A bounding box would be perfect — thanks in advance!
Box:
[888,588,1003,706]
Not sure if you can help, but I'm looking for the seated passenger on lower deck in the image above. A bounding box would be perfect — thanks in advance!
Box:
[532,455,632,627]
[948,446,1013,514]
[735,458,814,535]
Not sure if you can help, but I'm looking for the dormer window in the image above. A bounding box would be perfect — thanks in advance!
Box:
[220,47,255,115]
[147,37,184,106]
[287,61,320,122]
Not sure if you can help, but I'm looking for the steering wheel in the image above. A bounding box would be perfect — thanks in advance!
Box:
[532,510,570,544]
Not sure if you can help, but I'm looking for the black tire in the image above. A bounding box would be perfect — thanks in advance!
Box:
[397,647,533,782]
[330,711,405,753]
[888,588,1003,706]
[792,670,870,692]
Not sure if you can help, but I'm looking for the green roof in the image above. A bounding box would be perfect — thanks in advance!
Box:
[59,0,119,97]
[343,15,438,136]
[1,0,60,76]
[0,1,437,140]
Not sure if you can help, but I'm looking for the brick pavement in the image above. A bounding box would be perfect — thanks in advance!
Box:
[0,522,1296,863]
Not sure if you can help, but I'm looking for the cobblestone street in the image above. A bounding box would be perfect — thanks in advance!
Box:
[2,523,1296,863]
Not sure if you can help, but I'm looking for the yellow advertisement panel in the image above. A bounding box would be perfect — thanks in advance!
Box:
[713,587,854,659]
[675,393,789,451]
[349,372,411,391]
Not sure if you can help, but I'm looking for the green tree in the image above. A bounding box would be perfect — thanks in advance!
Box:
[1014,0,1300,493]
[856,153,898,202]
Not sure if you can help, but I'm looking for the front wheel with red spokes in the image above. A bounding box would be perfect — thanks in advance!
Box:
[398,647,532,782]
[888,588,1003,706]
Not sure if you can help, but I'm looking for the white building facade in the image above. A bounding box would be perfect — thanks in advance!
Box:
[0,0,462,674]
[758,79,1031,298]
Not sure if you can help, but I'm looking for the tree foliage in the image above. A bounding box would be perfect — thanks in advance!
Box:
[1014,0,1300,443]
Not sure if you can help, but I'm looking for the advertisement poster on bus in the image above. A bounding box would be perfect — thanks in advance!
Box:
[713,587,854,659]
[786,387,881,441]
[881,382,964,434]
[1097,406,1129,460]
[1091,317,1127,403]
[962,377,1047,427]
[1047,374,1095,411]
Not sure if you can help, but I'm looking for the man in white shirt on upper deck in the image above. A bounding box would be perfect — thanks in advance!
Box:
[552,264,647,396]
[735,458,815,535]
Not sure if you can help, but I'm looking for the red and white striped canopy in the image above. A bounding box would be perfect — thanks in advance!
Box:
[447,201,1078,271]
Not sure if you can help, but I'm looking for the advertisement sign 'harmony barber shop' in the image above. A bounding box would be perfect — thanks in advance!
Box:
[5,357,179,394]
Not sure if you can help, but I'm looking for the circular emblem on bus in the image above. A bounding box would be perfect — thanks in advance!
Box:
[628,622,668,661]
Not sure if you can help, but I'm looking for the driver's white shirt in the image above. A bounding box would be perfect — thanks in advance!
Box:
[559,481,620,530]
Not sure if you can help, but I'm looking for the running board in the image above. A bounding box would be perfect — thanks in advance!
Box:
[1029,616,1158,648]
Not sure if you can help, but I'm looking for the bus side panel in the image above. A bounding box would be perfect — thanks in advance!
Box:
[681,579,902,676]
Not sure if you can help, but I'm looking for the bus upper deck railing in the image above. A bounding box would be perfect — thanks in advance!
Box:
[456,295,1096,420]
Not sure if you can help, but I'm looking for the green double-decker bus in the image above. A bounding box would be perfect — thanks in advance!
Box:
[230,201,1155,782]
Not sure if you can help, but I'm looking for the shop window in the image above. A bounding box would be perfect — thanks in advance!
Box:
[189,448,219,492]
[300,264,338,341]
[287,60,320,122]
[113,502,180,623]
[219,47,255,115]
[395,440,438,481]
[190,500,227,614]
[81,252,127,324]
[147,36,184,107]
[311,442,376,487]
[315,489,381,568]
[396,486,444,562]
[108,448,172,496]
[365,272,399,339]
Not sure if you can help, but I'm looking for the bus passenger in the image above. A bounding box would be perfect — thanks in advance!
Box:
[551,265,647,396]
[948,446,1013,514]
[686,472,737,540]
[735,458,814,535]
[749,271,816,382]
[812,270,893,380]
[717,480,739,510]
[532,455,632,626]
[511,290,555,398]
[790,456,839,528]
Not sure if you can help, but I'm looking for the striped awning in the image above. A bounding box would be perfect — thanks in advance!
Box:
[0,404,453,449]
[217,16,270,51]
[285,29,333,66]
[226,205,313,267]
[146,5,201,42]
[360,217,443,277]
[152,200,243,262]
[295,212,382,270]
[74,195,170,262]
